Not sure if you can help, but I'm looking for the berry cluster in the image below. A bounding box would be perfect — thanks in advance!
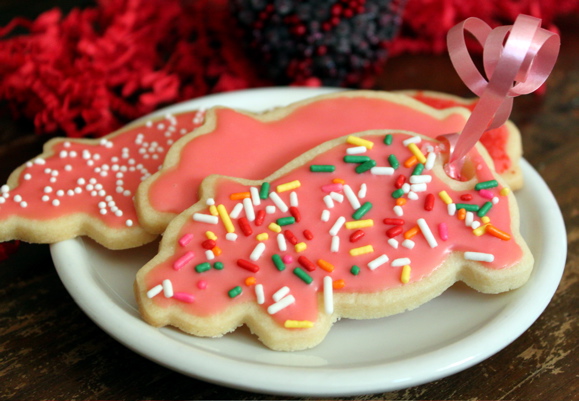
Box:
[230,0,406,86]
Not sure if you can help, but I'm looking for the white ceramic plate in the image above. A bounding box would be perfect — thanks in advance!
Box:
[51,88,566,397]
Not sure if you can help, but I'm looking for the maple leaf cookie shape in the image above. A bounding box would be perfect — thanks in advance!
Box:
[134,130,533,351]
[0,110,205,249]
[136,90,523,235]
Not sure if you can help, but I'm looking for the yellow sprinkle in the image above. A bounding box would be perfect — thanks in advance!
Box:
[295,242,307,253]
[284,320,314,329]
[481,216,491,224]
[276,180,301,193]
[245,276,256,286]
[205,231,217,240]
[332,178,346,184]
[316,259,335,272]
[345,219,374,229]
[438,190,453,205]
[256,233,269,242]
[349,245,374,256]
[500,187,511,196]
[407,143,427,164]
[347,135,374,149]
[216,204,235,233]
[401,265,411,284]
[268,222,282,233]
[472,224,489,236]
[209,204,218,216]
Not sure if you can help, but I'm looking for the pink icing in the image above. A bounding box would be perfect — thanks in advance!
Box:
[147,96,471,215]
[0,110,204,231]
[143,133,522,327]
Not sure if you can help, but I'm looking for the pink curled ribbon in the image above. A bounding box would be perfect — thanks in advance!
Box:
[444,14,560,179]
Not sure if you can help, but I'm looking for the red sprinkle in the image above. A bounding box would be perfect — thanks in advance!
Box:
[460,193,473,201]
[255,209,266,226]
[298,255,317,272]
[238,217,253,236]
[237,259,260,273]
[284,230,298,245]
[289,206,301,222]
[395,175,406,189]
[383,218,405,225]
[349,229,365,242]
[201,239,216,249]
[424,193,435,211]
[303,229,314,240]
[386,226,404,238]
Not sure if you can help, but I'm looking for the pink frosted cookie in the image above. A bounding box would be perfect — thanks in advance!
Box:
[0,110,205,249]
[136,90,523,236]
[134,130,533,351]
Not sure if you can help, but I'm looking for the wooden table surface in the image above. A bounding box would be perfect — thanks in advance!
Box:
[0,3,577,400]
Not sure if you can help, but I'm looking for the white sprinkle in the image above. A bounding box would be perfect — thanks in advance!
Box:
[447,203,457,216]
[269,192,288,212]
[465,211,474,227]
[250,242,266,261]
[410,183,427,192]
[370,167,394,175]
[265,205,276,214]
[41,195,49,202]
[388,238,399,249]
[59,150,68,158]
[205,250,215,260]
[407,191,419,200]
[346,146,367,154]
[417,218,438,248]
[100,209,107,215]
[424,152,437,171]
[1,185,10,193]
[243,197,255,221]
[330,192,344,203]
[289,191,299,207]
[323,276,334,315]
[321,209,331,222]
[125,220,134,227]
[77,178,86,185]
[0,197,4,204]
[393,205,404,216]
[464,251,495,262]
[329,216,346,236]
[24,174,32,180]
[267,295,295,315]
[471,221,481,229]
[272,286,290,302]
[323,195,335,208]
[193,213,219,224]
[20,201,28,208]
[492,196,500,204]
[409,174,432,184]
[162,279,174,298]
[250,187,261,206]
[13,194,22,202]
[402,183,411,193]
[368,254,389,270]
[147,285,163,298]
[230,203,244,219]
[391,257,411,267]
[330,235,340,252]
[358,183,367,199]
[255,284,265,305]
[343,184,361,209]
[402,136,421,146]
[52,199,60,207]
[402,239,415,249]
[34,158,46,165]
[277,233,287,251]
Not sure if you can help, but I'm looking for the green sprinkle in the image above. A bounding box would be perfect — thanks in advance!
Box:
[213,261,224,270]
[350,265,361,275]
[293,267,313,284]
[310,164,335,172]
[195,262,211,273]
[455,203,480,212]
[276,216,296,226]
[412,163,424,175]
[344,155,371,163]
[475,180,499,190]
[392,188,405,199]
[272,254,285,271]
[477,201,493,217]
[259,182,270,199]
[355,159,376,173]
[384,134,393,145]
[388,154,400,169]
[228,286,243,298]
[353,201,373,220]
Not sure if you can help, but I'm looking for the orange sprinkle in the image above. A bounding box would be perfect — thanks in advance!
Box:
[316,259,335,272]
[212,246,222,257]
[404,225,420,239]
[229,191,251,200]
[245,276,256,286]
[332,178,346,184]
[457,208,466,220]
[395,198,407,206]
[332,279,346,289]
[403,155,418,168]
[486,225,511,241]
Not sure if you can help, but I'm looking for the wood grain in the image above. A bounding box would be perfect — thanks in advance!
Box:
[0,5,577,400]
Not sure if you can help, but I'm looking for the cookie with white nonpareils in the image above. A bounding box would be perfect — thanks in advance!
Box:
[0,109,205,249]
